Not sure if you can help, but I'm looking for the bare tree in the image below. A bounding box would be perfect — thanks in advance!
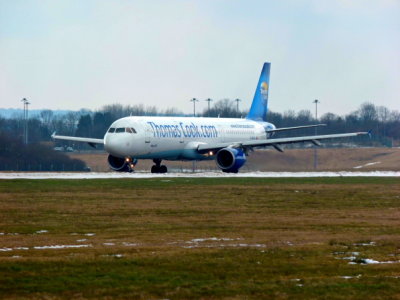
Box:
[357,102,377,123]
[40,110,54,125]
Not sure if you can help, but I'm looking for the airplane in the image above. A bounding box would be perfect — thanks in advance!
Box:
[52,62,368,173]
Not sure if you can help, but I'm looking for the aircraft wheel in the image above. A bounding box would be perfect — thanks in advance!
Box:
[159,165,167,173]
[151,165,159,173]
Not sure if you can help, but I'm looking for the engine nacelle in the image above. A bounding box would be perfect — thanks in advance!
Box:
[107,154,130,172]
[215,148,246,173]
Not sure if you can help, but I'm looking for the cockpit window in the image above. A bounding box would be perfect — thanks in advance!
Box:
[108,127,115,133]
[114,127,137,133]
[125,127,137,134]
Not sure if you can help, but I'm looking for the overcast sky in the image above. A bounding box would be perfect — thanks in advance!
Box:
[1,0,399,116]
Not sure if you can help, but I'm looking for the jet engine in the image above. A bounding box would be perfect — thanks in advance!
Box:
[107,154,130,172]
[215,148,246,173]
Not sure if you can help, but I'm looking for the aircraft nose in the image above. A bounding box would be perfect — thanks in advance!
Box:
[105,131,137,157]
[105,133,125,156]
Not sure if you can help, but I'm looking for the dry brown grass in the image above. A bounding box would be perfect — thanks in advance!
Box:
[1,179,400,258]
[68,148,400,172]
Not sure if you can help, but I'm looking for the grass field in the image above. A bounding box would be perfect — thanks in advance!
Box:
[1,177,400,299]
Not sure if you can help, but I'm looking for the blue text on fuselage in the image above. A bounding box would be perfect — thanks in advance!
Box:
[230,124,255,129]
[147,122,218,138]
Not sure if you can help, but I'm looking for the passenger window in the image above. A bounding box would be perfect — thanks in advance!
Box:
[116,128,125,133]
[108,128,115,133]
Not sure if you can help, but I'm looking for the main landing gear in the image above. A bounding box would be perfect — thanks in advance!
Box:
[151,158,168,173]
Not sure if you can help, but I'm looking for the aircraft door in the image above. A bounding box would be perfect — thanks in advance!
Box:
[217,124,226,143]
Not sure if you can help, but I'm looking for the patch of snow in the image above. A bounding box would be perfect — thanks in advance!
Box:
[186,237,240,244]
[35,230,48,234]
[182,243,266,249]
[33,244,92,250]
[332,250,397,265]
[233,243,265,247]
[76,239,87,242]
[84,233,95,236]
[348,258,400,265]
[334,251,359,256]
[11,256,21,258]
[0,171,399,179]
[0,248,13,252]
[354,242,376,246]
[342,256,357,260]
[354,161,381,169]
[102,254,124,258]
[0,247,30,251]
[103,243,115,246]
[363,258,380,264]
[340,274,362,279]
[122,242,138,247]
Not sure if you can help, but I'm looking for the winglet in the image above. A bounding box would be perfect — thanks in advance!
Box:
[367,130,372,138]
[51,131,56,139]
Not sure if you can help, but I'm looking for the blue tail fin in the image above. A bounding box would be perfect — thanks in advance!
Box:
[246,62,271,122]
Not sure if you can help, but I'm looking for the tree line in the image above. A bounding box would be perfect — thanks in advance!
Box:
[1,100,399,148]
[0,131,87,171]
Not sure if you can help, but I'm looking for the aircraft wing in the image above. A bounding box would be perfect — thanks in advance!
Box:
[197,132,368,153]
[52,133,104,147]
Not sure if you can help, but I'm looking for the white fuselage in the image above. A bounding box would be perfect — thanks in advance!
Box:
[104,116,274,161]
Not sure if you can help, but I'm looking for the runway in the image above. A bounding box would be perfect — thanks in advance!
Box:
[0,171,399,179]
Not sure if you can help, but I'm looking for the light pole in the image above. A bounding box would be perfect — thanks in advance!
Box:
[205,98,213,117]
[190,98,199,117]
[21,98,28,144]
[312,99,320,170]
[25,100,30,144]
[235,98,241,116]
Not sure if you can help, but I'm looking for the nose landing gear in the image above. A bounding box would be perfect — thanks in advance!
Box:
[125,157,138,173]
[151,159,168,173]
